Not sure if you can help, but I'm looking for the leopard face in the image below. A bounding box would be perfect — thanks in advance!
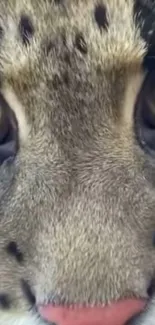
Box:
[0,1,155,324]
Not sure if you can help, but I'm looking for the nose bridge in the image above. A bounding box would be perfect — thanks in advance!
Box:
[29,197,95,302]
[31,211,117,305]
[24,169,153,306]
[29,194,112,305]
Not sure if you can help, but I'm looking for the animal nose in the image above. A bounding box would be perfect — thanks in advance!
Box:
[38,299,146,325]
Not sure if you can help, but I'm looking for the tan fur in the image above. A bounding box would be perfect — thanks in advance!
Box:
[0,0,155,324]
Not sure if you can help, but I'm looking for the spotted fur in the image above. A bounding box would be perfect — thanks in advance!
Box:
[0,1,155,324]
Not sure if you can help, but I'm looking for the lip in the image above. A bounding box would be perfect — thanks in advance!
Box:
[38,298,147,325]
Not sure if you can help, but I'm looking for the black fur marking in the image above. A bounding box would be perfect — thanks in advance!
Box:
[52,74,62,89]
[94,4,109,31]
[21,279,36,306]
[0,294,11,309]
[19,15,34,45]
[6,241,24,263]
[75,33,88,54]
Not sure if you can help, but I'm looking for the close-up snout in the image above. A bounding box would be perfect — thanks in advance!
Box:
[1,1,155,325]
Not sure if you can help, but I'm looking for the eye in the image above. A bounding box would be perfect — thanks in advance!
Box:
[0,94,18,164]
[134,70,155,154]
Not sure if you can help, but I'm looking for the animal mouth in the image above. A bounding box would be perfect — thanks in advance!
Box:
[38,298,146,325]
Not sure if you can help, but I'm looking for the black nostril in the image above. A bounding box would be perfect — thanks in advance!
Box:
[21,279,36,306]
[0,293,11,309]
[147,278,155,297]
[0,94,18,164]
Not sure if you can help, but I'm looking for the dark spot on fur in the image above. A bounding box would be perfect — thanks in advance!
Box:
[21,279,36,305]
[19,15,34,45]
[94,4,109,30]
[75,33,88,54]
[6,241,24,263]
[0,294,11,309]
[52,74,62,89]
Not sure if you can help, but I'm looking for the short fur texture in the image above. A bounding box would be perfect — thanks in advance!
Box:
[0,0,155,324]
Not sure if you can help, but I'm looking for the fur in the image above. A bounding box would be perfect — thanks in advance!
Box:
[0,0,155,324]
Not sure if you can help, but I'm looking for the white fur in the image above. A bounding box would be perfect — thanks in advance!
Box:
[136,300,155,325]
[127,298,155,324]
[0,312,45,325]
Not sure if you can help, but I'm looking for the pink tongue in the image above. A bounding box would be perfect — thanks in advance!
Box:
[39,299,146,325]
